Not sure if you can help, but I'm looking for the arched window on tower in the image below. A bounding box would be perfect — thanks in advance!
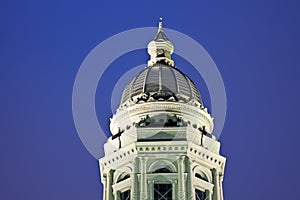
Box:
[116,174,130,183]
[115,173,131,200]
[194,172,210,200]
[152,167,173,199]
[153,167,172,173]
[195,173,209,182]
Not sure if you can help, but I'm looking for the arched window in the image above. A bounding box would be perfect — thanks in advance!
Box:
[116,174,130,183]
[193,169,212,199]
[152,167,174,200]
[148,161,176,199]
[153,167,171,173]
[148,160,177,173]
[195,173,209,182]
[114,174,131,200]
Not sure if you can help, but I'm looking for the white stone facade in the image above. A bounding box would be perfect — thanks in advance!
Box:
[99,19,226,200]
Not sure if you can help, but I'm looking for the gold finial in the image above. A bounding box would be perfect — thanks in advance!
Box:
[159,17,163,30]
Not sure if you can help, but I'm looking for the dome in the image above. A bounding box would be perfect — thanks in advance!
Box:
[121,63,202,105]
[110,18,213,137]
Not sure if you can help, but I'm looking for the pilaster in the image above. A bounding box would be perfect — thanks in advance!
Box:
[212,168,221,200]
[131,158,138,200]
[177,156,186,199]
[107,170,114,200]
[187,158,195,200]
[139,157,148,199]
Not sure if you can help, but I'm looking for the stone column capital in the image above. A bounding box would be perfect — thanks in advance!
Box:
[176,155,185,161]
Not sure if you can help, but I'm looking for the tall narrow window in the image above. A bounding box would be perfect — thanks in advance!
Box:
[119,190,130,200]
[154,184,172,200]
[195,189,206,200]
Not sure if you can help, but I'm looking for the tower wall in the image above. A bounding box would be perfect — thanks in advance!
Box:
[99,19,226,200]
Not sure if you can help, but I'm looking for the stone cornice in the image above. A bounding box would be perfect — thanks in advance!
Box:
[111,101,214,134]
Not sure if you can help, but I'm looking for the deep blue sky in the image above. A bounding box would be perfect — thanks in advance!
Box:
[1,0,300,199]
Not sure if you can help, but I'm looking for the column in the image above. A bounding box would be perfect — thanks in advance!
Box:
[177,156,186,199]
[219,173,224,200]
[172,180,177,200]
[113,191,119,200]
[205,190,212,200]
[102,176,107,200]
[211,168,220,200]
[187,158,195,200]
[107,170,114,200]
[148,180,155,200]
[131,158,138,200]
[139,157,148,199]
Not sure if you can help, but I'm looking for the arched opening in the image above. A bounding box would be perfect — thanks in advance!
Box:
[148,161,176,199]
[148,159,177,173]
[114,173,131,200]
[195,173,209,182]
[192,165,212,183]
[153,167,172,173]
[116,174,130,183]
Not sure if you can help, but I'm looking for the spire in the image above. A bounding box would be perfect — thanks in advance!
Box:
[147,18,174,67]
[153,17,170,42]
[159,17,163,31]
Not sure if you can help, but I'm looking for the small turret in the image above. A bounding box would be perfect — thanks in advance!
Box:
[147,18,175,67]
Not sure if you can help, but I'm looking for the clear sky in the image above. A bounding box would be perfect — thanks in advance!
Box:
[1,0,300,199]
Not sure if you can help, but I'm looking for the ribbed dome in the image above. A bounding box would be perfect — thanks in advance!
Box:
[121,63,202,105]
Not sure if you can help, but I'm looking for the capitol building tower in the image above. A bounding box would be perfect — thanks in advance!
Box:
[99,19,226,200]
